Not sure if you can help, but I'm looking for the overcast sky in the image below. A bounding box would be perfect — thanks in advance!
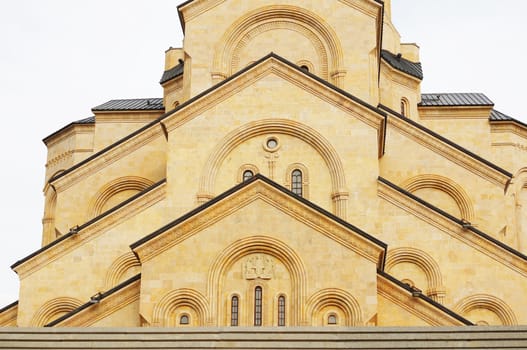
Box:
[0,1,526,307]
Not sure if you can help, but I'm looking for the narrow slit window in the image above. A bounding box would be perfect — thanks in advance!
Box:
[278,295,286,326]
[291,169,303,196]
[231,296,239,326]
[243,170,254,182]
[254,286,262,326]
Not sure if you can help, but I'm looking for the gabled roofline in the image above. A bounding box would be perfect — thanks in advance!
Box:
[378,104,512,179]
[377,270,473,325]
[50,52,386,185]
[44,274,141,327]
[0,300,18,314]
[131,174,387,268]
[11,180,166,270]
[378,176,527,262]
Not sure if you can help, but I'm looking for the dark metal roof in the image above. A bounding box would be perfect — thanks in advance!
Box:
[420,93,493,107]
[381,50,423,80]
[490,109,527,129]
[74,116,95,124]
[92,98,164,112]
[490,109,513,121]
[160,61,184,84]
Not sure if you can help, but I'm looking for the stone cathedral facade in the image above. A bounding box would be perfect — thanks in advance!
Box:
[1,0,527,330]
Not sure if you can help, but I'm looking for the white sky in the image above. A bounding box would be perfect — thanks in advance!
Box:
[0,0,526,307]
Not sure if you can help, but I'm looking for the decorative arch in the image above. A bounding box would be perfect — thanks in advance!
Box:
[385,247,446,303]
[212,5,345,86]
[208,235,307,326]
[103,252,141,290]
[42,186,58,246]
[198,119,348,218]
[31,297,83,327]
[87,176,155,218]
[305,288,362,326]
[401,174,475,221]
[152,288,210,327]
[455,294,517,326]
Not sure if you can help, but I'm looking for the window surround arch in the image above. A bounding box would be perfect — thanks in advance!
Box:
[238,164,259,183]
[296,60,315,74]
[285,163,309,199]
[401,97,410,117]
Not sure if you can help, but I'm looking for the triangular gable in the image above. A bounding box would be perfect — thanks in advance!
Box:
[50,52,387,191]
[131,174,387,267]
[161,53,387,156]
[45,274,141,327]
[377,270,472,326]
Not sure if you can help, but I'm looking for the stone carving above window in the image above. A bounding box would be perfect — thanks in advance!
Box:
[243,254,274,280]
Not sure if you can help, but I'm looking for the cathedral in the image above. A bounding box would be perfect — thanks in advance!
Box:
[1,0,527,347]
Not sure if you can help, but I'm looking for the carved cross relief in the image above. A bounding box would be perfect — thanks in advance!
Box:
[243,254,274,280]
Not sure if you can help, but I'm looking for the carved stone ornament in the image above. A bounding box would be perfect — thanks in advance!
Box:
[243,254,274,280]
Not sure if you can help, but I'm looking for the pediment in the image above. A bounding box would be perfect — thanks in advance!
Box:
[178,1,383,32]
[131,174,386,267]
[161,53,386,157]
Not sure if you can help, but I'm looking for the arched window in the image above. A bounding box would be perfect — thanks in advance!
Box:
[291,169,303,196]
[327,314,337,325]
[231,296,239,326]
[243,170,254,182]
[300,65,309,72]
[254,287,263,326]
[179,314,190,325]
[278,295,286,326]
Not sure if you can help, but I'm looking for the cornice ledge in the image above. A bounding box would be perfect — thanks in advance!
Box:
[377,180,527,277]
[50,124,164,192]
[338,0,382,18]
[57,280,140,327]
[418,106,492,119]
[134,181,384,266]
[45,124,95,148]
[13,183,166,279]
[491,122,527,140]
[377,274,465,326]
[387,116,510,187]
